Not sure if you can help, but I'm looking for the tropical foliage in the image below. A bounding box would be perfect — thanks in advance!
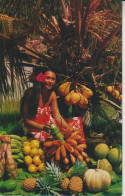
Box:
[0,0,121,96]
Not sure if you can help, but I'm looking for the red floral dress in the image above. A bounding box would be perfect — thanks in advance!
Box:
[24,105,86,143]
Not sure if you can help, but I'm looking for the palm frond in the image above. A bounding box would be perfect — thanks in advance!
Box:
[0,0,122,97]
[91,24,121,66]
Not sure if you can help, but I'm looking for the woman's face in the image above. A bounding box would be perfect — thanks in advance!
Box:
[43,71,56,90]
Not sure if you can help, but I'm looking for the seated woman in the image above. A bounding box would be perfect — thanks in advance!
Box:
[21,67,86,143]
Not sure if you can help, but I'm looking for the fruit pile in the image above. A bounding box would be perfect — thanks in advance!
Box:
[22,159,113,195]
[94,143,122,181]
[58,82,93,109]
[23,140,45,173]
[43,123,89,170]
[105,84,122,104]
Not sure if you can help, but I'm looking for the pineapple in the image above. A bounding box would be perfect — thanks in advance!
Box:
[61,178,70,191]
[45,161,64,182]
[67,159,88,178]
[35,176,62,195]
[35,161,63,195]
[23,178,37,192]
[69,176,83,193]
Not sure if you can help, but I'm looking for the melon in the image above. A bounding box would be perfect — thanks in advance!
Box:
[94,143,109,159]
[98,159,112,172]
[108,148,122,164]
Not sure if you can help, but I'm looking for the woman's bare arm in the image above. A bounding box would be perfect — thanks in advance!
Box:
[50,92,68,129]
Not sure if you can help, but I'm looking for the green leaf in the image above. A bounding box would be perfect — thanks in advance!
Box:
[93,187,122,196]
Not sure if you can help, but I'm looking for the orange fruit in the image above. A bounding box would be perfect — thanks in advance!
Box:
[38,148,44,156]
[24,155,33,165]
[30,140,40,149]
[23,141,31,147]
[32,155,41,166]
[37,163,45,171]
[30,148,38,157]
[28,164,37,173]
[106,86,114,93]
[23,146,31,155]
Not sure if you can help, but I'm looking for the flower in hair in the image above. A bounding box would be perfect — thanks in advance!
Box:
[36,73,46,82]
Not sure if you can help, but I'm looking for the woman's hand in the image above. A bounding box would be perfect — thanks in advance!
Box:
[43,123,52,132]
[66,122,80,132]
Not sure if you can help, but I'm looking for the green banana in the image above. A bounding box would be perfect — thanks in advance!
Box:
[17,159,24,164]
[11,143,22,149]
[12,155,20,160]
[11,139,22,147]
[10,135,22,141]
[12,148,21,154]
[17,152,24,160]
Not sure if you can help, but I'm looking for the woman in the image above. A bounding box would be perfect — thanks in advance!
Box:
[21,67,86,143]
[21,68,69,142]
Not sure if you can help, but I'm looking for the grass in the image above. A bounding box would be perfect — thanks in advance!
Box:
[0,100,23,135]
[0,100,21,124]
[0,100,20,113]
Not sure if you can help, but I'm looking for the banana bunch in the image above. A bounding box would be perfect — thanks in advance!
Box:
[103,120,122,146]
[44,128,89,170]
[10,135,26,164]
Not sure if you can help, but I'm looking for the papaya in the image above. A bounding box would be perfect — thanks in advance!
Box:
[58,82,71,96]
[1,179,17,192]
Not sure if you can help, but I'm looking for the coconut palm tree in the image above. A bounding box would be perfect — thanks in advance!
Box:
[0,0,121,108]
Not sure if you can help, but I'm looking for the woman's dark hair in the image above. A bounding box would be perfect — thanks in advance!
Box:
[20,86,40,119]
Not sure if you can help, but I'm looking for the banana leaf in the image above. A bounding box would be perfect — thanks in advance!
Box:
[86,181,122,196]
